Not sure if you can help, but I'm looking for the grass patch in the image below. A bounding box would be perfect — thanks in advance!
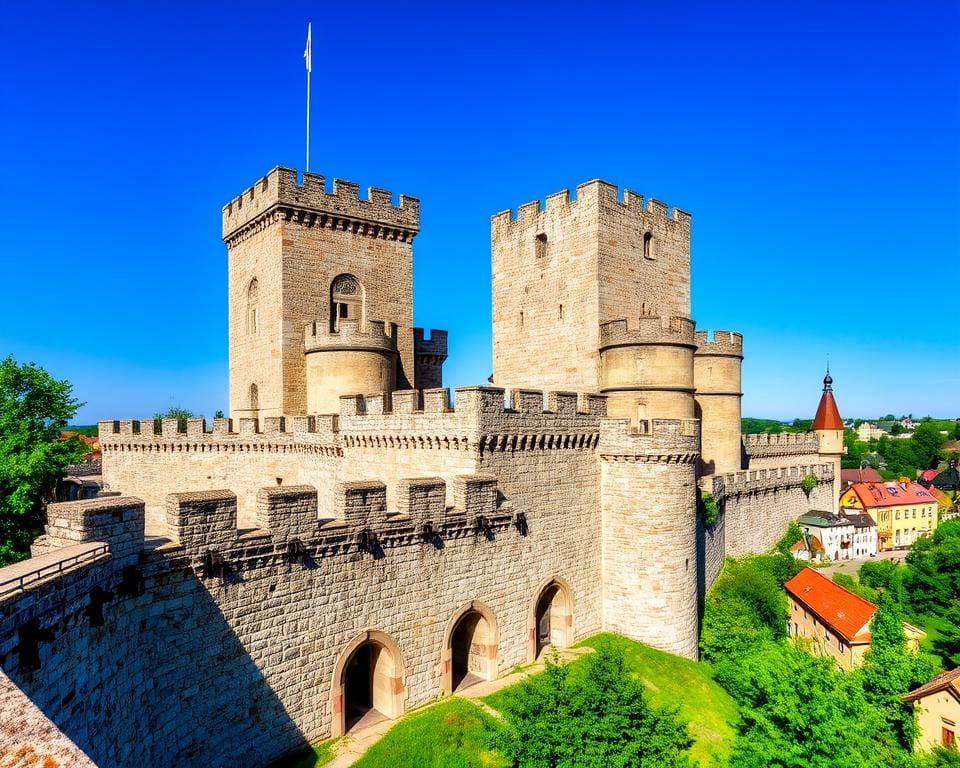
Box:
[908,612,954,669]
[484,633,738,767]
[353,697,509,768]
[270,738,337,768]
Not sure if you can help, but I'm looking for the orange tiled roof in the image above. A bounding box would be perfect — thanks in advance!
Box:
[841,468,883,484]
[904,667,960,702]
[847,481,938,509]
[813,390,844,430]
[784,567,875,644]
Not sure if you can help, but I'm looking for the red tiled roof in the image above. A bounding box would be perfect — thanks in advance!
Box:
[920,469,938,482]
[784,567,875,644]
[813,390,844,430]
[847,481,938,509]
[841,468,883,484]
[904,667,960,702]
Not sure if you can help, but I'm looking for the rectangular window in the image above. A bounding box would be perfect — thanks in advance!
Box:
[943,727,955,747]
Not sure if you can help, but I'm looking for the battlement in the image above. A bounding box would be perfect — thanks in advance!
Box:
[491,179,691,233]
[599,315,696,350]
[708,463,834,498]
[743,432,820,459]
[222,166,420,241]
[694,330,743,357]
[598,418,700,462]
[304,319,398,354]
[413,327,448,359]
[98,415,341,448]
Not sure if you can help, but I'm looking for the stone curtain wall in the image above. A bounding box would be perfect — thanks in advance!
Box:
[715,464,835,557]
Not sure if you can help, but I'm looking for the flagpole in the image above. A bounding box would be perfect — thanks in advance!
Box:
[305,21,312,173]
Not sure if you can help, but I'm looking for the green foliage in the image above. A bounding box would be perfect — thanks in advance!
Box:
[0,356,85,565]
[776,521,804,554]
[913,422,946,469]
[859,559,901,591]
[741,418,786,434]
[699,489,719,526]
[859,593,934,750]
[700,556,793,663]
[801,473,817,496]
[154,405,199,433]
[938,603,960,666]
[353,698,508,768]
[272,738,338,768]
[832,573,880,604]
[842,429,869,469]
[921,745,960,768]
[720,641,888,768]
[904,523,960,615]
[494,641,694,768]
[66,424,98,437]
[214,409,225,419]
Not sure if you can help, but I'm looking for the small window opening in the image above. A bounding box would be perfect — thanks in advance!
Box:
[643,232,655,260]
[559,304,563,320]
[535,232,547,259]
[247,278,259,334]
[520,311,524,327]
[249,383,259,411]
[330,274,362,332]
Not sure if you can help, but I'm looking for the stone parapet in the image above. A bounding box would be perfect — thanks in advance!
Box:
[744,432,820,457]
[707,462,834,499]
[599,315,696,350]
[598,418,700,463]
[222,166,419,243]
[491,179,691,234]
[694,330,743,358]
[304,319,398,355]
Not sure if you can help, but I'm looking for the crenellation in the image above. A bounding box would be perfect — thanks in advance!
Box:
[222,166,420,242]
[396,477,446,521]
[186,418,206,436]
[599,315,697,349]
[256,485,318,540]
[452,474,499,517]
[165,490,238,556]
[694,330,744,357]
[337,481,387,527]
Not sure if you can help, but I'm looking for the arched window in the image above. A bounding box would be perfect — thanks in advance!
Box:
[643,232,655,260]
[330,273,362,331]
[248,383,259,410]
[247,278,259,334]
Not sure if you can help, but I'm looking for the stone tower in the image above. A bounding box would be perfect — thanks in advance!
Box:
[222,167,428,418]
[490,180,692,397]
[813,371,845,510]
[694,331,744,475]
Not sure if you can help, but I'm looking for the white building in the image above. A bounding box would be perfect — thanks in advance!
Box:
[797,510,876,561]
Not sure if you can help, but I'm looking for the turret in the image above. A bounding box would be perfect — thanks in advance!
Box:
[598,315,697,431]
[694,330,744,475]
[812,370,845,511]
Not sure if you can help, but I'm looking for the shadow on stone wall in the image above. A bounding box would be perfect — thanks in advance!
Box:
[0,558,309,768]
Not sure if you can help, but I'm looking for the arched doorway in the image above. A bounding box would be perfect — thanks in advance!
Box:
[528,578,574,661]
[330,630,405,737]
[440,601,498,694]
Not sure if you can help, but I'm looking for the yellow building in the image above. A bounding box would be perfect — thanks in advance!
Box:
[905,668,960,752]
[839,481,939,551]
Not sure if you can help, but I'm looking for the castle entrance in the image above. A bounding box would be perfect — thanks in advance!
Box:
[441,602,498,694]
[529,579,574,660]
[331,631,405,737]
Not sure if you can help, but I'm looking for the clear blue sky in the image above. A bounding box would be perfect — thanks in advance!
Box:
[1,1,957,423]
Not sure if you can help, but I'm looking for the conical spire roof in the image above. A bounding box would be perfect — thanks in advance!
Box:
[813,371,844,430]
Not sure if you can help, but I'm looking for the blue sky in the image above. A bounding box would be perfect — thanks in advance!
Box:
[1,1,957,423]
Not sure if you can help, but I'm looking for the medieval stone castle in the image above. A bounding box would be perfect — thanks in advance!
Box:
[0,166,843,767]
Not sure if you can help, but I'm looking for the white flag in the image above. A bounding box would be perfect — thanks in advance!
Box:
[304,22,312,73]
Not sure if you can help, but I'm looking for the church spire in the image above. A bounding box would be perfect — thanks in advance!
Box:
[813,369,843,430]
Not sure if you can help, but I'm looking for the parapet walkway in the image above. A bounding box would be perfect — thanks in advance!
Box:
[325,645,593,768]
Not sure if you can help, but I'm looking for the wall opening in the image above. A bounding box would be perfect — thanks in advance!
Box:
[441,602,498,694]
[248,383,259,411]
[330,273,362,332]
[643,232,655,260]
[247,278,259,334]
[535,232,547,259]
[528,579,574,661]
[331,631,405,737]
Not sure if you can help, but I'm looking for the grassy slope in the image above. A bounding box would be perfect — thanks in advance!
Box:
[352,697,508,768]
[269,738,337,768]
[485,633,738,767]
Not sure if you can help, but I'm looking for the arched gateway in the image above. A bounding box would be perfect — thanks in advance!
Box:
[330,630,405,736]
[440,601,498,694]
[528,578,574,660]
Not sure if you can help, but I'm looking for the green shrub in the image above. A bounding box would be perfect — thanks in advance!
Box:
[802,473,818,497]
[699,490,720,526]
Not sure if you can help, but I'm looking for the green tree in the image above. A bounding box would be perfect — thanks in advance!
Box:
[496,642,694,768]
[913,422,946,470]
[938,602,960,666]
[0,356,86,564]
[154,405,199,432]
[859,592,933,749]
[904,522,960,615]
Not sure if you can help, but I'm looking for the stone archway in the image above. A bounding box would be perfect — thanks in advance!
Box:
[440,601,498,694]
[330,630,405,737]
[527,578,574,661]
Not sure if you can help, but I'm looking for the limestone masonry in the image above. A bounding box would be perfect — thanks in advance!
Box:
[1,166,839,768]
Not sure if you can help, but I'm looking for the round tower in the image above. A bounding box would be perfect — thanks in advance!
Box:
[813,370,845,511]
[304,319,397,414]
[598,418,701,658]
[693,330,744,476]
[599,316,696,432]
